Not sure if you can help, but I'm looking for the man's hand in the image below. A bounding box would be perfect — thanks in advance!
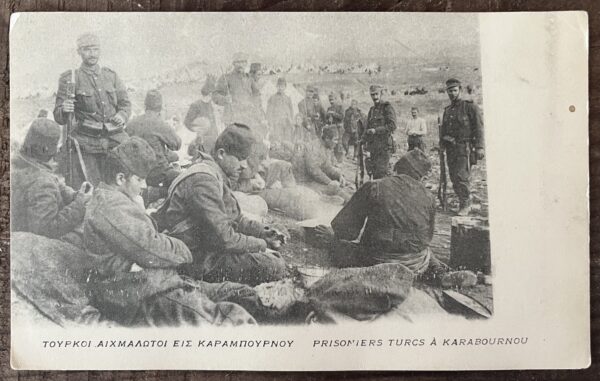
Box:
[62,99,75,113]
[476,148,485,160]
[366,128,376,135]
[264,248,282,257]
[314,224,335,247]
[263,226,287,250]
[339,175,347,187]
[111,114,125,127]
[77,181,94,204]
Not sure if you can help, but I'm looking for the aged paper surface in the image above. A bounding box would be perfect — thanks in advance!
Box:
[9,12,588,370]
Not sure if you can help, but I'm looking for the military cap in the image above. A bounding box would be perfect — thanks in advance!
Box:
[445,78,462,90]
[21,118,61,159]
[322,124,340,140]
[306,85,317,92]
[109,137,156,179]
[393,149,432,180]
[369,84,383,93]
[201,75,217,96]
[250,62,262,72]
[277,77,287,86]
[214,123,256,159]
[76,33,100,48]
[328,92,338,100]
[232,52,249,63]
[144,89,163,111]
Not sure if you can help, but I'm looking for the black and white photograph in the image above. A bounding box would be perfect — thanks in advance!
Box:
[8,12,588,371]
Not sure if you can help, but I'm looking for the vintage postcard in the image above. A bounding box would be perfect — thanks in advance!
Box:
[9,12,589,370]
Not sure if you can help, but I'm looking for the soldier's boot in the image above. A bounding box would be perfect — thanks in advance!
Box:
[457,198,472,216]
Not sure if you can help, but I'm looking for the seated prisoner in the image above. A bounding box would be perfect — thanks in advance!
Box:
[315,149,439,275]
[157,123,287,287]
[11,118,93,239]
[291,125,351,202]
[83,137,256,326]
[126,90,181,197]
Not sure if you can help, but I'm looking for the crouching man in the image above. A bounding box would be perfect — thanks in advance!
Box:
[11,118,93,240]
[157,123,287,287]
[292,125,351,202]
[84,137,256,326]
[315,150,442,276]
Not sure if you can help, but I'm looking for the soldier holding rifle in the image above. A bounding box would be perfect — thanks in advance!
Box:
[298,85,326,140]
[440,78,484,216]
[364,84,397,179]
[54,33,131,188]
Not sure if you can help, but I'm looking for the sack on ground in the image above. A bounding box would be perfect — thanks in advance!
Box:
[259,185,320,220]
[11,232,103,326]
[307,263,414,321]
[233,191,269,218]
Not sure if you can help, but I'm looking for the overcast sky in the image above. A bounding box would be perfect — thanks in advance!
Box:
[10,12,479,96]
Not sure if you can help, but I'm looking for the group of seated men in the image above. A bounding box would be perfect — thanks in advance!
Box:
[12,107,446,326]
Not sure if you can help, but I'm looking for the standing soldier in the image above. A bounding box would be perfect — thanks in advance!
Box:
[298,85,326,141]
[326,92,345,163]
[343,99,366,160]
[54,33,131,188]
[440,78,484,216]
[364,84,397,179]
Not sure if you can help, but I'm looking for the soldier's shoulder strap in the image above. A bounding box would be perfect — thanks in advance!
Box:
[167,155,222,195]
[101,66,116,74]
[158,155,223,212]
[382,101,396,110]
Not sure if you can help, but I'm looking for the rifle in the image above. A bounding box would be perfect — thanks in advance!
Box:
[355,120,366,189]
[65,70,76,186]
[437,116,448,211]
